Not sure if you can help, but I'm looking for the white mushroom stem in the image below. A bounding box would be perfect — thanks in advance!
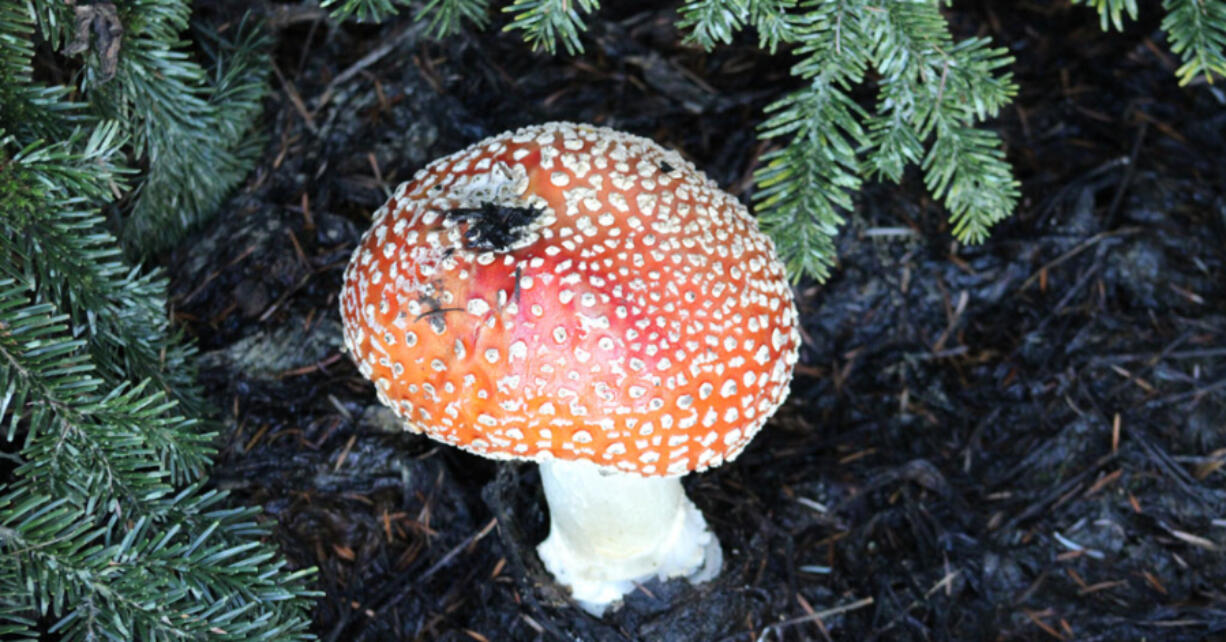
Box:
[537,458,723,615]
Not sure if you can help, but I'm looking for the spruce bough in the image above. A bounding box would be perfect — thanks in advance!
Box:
[0,2,315,639]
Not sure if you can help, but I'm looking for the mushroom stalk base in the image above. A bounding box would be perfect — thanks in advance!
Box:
[537,459,722,616]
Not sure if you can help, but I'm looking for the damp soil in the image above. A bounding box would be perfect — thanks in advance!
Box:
[171,2,1226,640]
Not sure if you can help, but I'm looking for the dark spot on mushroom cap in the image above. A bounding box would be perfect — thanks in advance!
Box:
[447,202,543,252]
[659,160,675,173]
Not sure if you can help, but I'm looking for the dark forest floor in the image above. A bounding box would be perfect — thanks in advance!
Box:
[170,2,1226,640]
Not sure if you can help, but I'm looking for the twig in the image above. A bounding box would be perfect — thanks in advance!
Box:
[999,453,1115,533]
[1018,227,1140,292]
[1147,377,1226,407]
[417,518,499,582]
[1104,119,1147,228]
[1132,432,1202,501]
[1090,347,1226,365]
[271,60,318,135]
[757,597,875,640]
[1106,332,1190,398]
[316,21,425,111]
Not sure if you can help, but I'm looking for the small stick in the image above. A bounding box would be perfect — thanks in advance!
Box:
[760,597,874,638]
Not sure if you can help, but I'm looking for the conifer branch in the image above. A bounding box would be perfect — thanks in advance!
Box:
[419,0,492,37]
[0,279,314,639]
[1162,0,1226,84]
[322,0,410,23]
[1071,0,1139,31]
[749,0,805,53]
[5,125,204,422]
[114,15,270,255]
[0,2,76,141]
[678,0,749,48]
[679,0,1018,279]
[1,3,314,637]
[753,1,870,281]
[862,3,1018,246]
[1074,0,1225,84]
[503,0,599,55]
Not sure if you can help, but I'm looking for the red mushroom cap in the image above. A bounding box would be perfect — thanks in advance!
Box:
[340,122,799,476]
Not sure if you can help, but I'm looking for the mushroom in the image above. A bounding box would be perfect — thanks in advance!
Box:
[340,122,800,615]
